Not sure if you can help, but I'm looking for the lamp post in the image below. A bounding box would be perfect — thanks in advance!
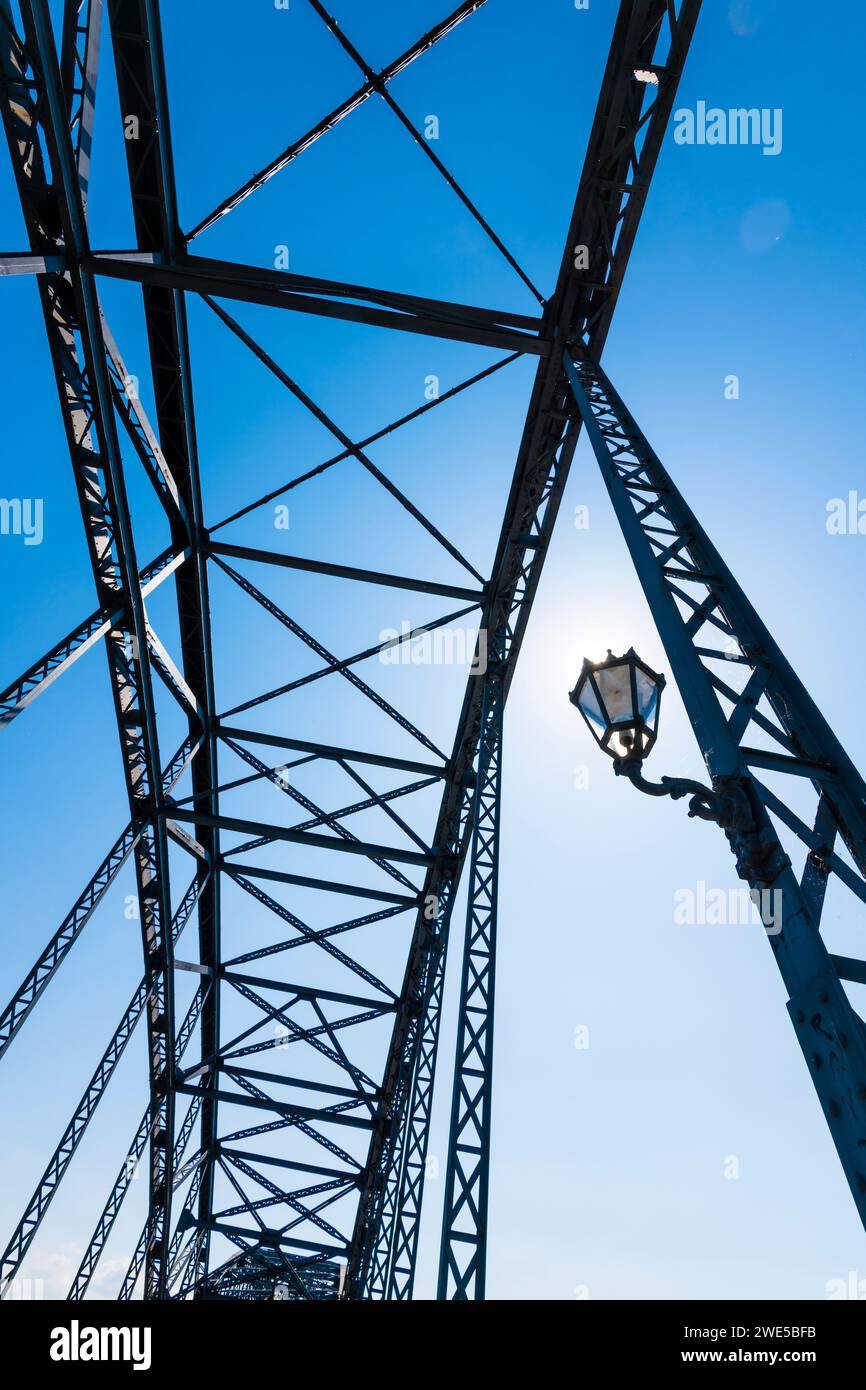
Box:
[569,648,750,831]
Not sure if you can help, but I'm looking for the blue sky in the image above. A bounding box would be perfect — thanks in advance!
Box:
[1,0,866,1300]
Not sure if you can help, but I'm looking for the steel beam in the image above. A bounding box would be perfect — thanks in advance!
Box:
[87,253,548,355]
[216,725,447,781]
[167,807,433,869]
[106,0,222,1294]
[0,251,65,274]
[59,0,102,207]
[0,0,179,1297]
[436,655,503,1299]
[206,540,483,604]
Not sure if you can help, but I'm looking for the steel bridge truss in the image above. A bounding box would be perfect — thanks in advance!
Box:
[23,0,865,1305]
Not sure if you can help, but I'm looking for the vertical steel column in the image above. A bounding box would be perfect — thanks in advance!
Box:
[436,652,504,1300]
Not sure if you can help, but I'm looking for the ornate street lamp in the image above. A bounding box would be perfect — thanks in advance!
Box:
[569,648,748,830]
[569,647,663,764]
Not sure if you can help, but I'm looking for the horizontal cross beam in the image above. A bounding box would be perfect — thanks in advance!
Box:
[217,725,447,780]
[168,808,435,868]
[86,253,549,354]
[206,540,484,604]
[223,862,419,907]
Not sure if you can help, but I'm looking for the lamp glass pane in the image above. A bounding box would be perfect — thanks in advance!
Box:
[594,662,634,723]
[635,668,659,725]
[577,676,606,731]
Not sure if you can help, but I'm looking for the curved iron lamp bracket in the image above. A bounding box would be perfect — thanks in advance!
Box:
[613,758,790,888]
